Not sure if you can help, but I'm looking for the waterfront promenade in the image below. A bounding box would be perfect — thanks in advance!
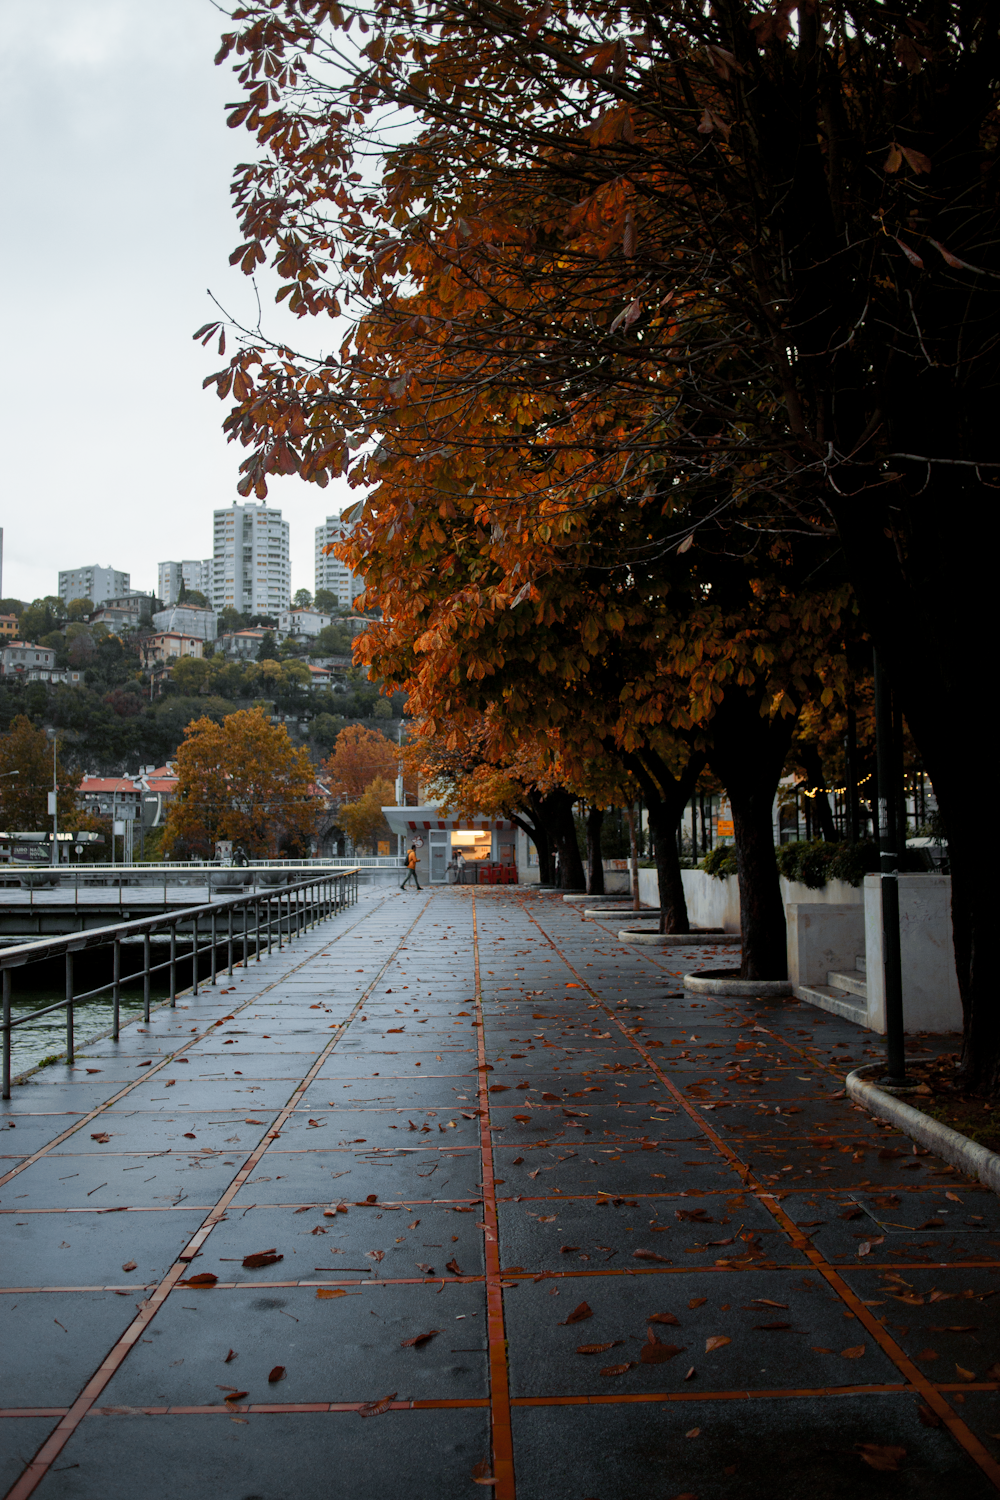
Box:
[1,886,997,1498]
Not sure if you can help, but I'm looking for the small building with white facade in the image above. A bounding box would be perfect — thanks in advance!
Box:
[381,804,533,884]
[279,607,331,640]
[158,559,214,605]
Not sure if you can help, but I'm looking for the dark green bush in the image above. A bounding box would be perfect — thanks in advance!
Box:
[700,844,738,879]
[776,838,879,888]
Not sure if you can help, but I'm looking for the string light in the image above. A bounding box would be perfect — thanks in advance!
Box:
[800,772,872,799]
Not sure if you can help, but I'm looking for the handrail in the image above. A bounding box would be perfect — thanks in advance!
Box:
[1,869,360,1098]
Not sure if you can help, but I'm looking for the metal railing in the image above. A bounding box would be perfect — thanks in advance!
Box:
[1,869,360,1098]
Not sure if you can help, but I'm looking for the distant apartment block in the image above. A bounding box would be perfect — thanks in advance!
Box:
[158,559,215,604]
[212,503,290,616]
[315,516,364,609]
[58,565,129,608]
[152,603,217,642]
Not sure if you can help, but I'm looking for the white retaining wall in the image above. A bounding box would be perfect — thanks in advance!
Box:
[637,869,863,928]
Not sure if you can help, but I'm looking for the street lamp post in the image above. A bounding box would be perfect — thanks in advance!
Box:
[45,731,58,866]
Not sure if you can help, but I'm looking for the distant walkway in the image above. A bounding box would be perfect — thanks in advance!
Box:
[1,888,996,1499]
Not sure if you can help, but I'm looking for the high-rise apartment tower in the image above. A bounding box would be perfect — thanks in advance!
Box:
[315,515,364,609]
[212,503,291,615]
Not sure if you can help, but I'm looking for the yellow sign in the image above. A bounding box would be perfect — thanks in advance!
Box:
[716,820,734,837]
[377,840,391,856]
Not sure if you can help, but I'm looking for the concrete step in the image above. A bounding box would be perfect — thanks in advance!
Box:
[795,982,868,1024]
[829,969,868,999]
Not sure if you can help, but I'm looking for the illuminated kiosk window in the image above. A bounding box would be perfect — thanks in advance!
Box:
[451,830,492,862]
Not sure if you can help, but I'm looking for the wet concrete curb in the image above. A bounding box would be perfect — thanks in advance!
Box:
[620,931,736,947]
[847,1062,1000,1196]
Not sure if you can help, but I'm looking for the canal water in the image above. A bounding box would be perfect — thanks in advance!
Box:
[6,989,168,1075]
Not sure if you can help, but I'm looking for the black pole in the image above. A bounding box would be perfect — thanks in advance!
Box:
[874,650,906,1086]
[845,708,859,843]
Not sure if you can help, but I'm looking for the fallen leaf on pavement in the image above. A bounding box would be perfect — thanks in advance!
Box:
[225,1349,237,1362]
[855,1444,905,1472]
[600,1362,633,1376]
[633,1249,671,1263]
[840,1345,865,1359]
[401,1330,441,1347]
[754,1322,791,1331]
[917,1403,942,1427]
[182,1273,218,1288]
[268,1366,286,1383]
[956,1364,976,1382]
[242,1251,283,1270]
[641,1333,684,1364]
[90,1133,110,1144]
[446,1258,462,1275]
[705,1336,730,1352]
[223,1391,248,1404]
[121,1261,137,1273]
[688,1298,707,1309]
[358,1393,396,1418]
[316,1289,348,1299]
[561,1301,593,1325]
[577,1342,621,1355]
[648,1313,680,1326]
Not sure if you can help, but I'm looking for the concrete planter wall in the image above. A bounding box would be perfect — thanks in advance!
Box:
[787,877,961,1035]
[864,874,962,1034]
[637,868,863,929]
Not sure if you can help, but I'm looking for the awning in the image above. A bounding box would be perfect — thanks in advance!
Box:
[381,804,514,837]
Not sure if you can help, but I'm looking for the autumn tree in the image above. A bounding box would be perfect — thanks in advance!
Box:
[324,723,400,801]
[204,3,1000,1078]
[164,706,319,858]
[338,774,395,852]
[0,716,80,833]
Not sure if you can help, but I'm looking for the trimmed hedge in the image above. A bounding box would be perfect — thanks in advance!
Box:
[699,839,881,888]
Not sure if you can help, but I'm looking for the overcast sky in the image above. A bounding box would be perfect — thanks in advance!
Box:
[0,0,353,605]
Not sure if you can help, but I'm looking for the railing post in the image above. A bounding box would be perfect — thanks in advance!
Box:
[211,909,218,986]
[65,952,74,1064]
[2,969,11,1100]
[242,901,248,969]
[169,922,177,1006]
[267,895,273,956]
[278,892,284,951]
[143,931,151,1023]
[227,905,234,977]
[113,938,121,1039]
[192,913,199,996]
[255,897,261,962]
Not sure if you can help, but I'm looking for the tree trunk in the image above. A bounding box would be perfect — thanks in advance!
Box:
[517,797,552,885]
[708,689,798,981]
[796,742,836,841]
[586,805,605,895]
[617,745,706,934]
[829,490,995,1086]
[646,801,689,934]
[548,790,586,890]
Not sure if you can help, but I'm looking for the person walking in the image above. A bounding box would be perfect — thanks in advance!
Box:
[400,842,421,891]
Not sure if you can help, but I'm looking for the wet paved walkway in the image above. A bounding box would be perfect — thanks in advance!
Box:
[1,887,998,1498]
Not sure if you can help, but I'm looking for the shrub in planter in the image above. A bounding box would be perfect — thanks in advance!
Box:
[700,845,738,880]
[776,838,880,888]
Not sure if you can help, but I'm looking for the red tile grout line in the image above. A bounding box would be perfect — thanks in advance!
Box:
[2,896,433,1500]
[472,892,516,1500]
[520,903,1000,1493]
[7,1380,1000,1422]
[0,895,392,1193]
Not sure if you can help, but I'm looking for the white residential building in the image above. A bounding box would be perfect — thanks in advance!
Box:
[212,503,291,615]
[58,565,129,608]
[152,604,217,642]
[278,607,331,640]
[315,516,364,608]
[158,559,215,605]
